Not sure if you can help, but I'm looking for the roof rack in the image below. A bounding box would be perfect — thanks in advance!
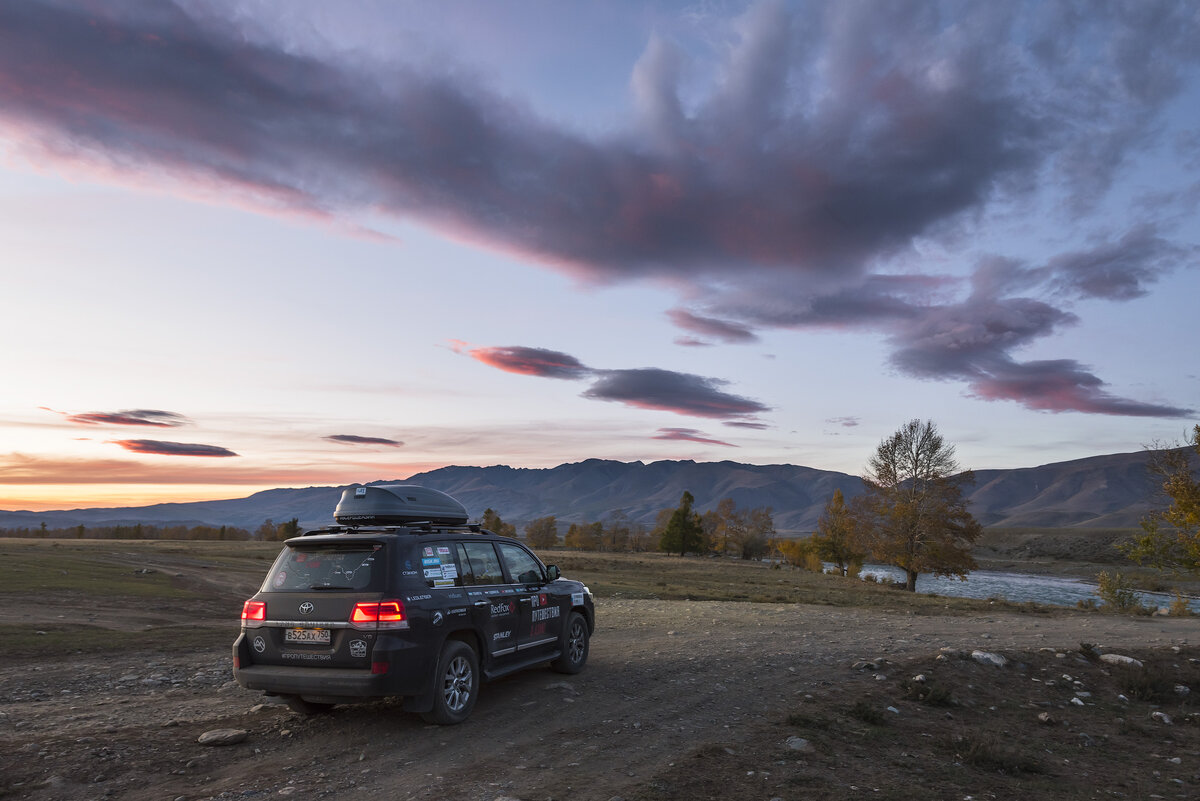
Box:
[299,522,488,537]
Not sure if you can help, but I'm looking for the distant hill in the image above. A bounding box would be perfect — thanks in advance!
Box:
[1,449,1187,535]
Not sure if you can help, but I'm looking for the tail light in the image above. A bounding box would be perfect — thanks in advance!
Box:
[350,600,408,630]
[241,599,266,627]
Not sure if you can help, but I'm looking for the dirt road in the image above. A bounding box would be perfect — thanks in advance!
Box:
[3,592,1194,801]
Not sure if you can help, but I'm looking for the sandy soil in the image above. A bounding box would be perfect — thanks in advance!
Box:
[3,582,1195,801]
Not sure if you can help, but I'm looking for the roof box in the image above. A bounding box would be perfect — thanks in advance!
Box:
[334,484,469,526]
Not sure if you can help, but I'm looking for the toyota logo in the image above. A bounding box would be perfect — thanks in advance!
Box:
[299,602,315,615]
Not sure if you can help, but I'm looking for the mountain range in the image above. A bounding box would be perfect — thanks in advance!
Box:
[0,448,1185,534]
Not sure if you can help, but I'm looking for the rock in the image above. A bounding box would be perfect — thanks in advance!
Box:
[886,706,900,715]
[1071,697,1085,706]
[1037,712,1055,725]
[852,660,879,671]
[1151,711,1173,725]
[1099,654,1143,668]
[1174,685,1191,696]
[971,650,1007,668]
[1153,607,1171,616]
[785,736,813,753]
[197,728,249,746]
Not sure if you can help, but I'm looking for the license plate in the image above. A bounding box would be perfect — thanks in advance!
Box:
[284,628,331,644]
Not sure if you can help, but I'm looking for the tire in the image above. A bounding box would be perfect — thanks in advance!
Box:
[420,639,479,725]
[550,611,589,674]
[284,696,334,715]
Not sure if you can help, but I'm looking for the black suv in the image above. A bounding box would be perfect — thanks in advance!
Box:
[232,484,595,724]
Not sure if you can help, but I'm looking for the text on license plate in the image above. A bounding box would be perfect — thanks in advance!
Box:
[284,628,331,644]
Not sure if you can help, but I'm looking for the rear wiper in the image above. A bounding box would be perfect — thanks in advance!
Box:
[309,584,355,591]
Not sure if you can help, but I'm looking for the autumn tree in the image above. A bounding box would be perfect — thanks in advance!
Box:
[603,510,631,552]
[810,489,866,576]
[1123,424,1200,573]
[255,519,278,541]
[524,516,559,549]
[714,497,745,556]
[658,491,705,556]
[480,508,517,538]
[278,518,302,540]
[857,419,982,591]
[564,521,603,550]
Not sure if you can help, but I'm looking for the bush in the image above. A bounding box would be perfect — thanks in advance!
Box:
[848,700,885,725]
[1169,590,1194,617]
[1095,571,1145,613]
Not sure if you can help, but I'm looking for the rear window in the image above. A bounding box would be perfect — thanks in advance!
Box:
[263,543,386,592]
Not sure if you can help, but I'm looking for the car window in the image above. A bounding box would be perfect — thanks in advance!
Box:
[497,542,544,585]
[459,541,505,585]
[264,544,384,592]
[417,542,461,589]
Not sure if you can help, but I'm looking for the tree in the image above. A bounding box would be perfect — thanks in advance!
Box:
[480,508,517,538]
[714,497,745,556]
[564,521,602,550]
[658,491,705,556]
[858,419,982,591]
[603,510,631,552]
[276,517,302,540]
[524,516,559,549]
[1123,424,1200,573]
[810,489,866,576]
[255,519,278,541]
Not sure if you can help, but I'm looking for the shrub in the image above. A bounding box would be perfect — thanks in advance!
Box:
[1096,571,1145,613]
[1169,590,1194,617]
[952,734,1043,774]
[848,700,885,725]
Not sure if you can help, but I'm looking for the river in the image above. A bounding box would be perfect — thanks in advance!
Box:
[855,563,1200,612]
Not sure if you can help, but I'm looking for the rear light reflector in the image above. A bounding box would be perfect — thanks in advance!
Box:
[371,662,390,675]
[350,600,408,630]
[241,600,266,627]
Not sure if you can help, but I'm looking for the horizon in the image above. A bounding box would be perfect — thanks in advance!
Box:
[2,2,1197,513]
[0,444,1156,515]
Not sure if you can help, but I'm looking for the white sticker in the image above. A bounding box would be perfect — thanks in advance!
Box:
[571,592,584,606]
[436,546,451,555]
[441,564,458,579]
[424,567,443,579]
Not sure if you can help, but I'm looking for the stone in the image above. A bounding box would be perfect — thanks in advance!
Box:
[1151,711,1173,725]
[971,650,1007,668]
[197,729,249,746]
[1099,654,1143,668]
[1037,712,1055,725]
[785,736,813,753]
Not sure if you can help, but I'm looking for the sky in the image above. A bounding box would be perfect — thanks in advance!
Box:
[1,0,1198,512]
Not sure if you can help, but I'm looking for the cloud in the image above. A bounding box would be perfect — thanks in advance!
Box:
[49,408,190,427]
[324,434,403,447]
[583,368,770,419]
[0,453,426,486]
[965,359,1194,417]
[460,343,768,421]
[723,420,770,430]
[2,1,1196,418]
[466,346,593,379]
[666,309,758,344]
[826,417,860,428]
[652,428,737,447]
[1044,225,1192,301]
[111,439,238,457]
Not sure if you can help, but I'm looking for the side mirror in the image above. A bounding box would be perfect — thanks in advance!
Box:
[546,565,560,582]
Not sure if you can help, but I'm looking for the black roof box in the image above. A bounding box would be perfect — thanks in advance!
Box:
[334,484,469,526]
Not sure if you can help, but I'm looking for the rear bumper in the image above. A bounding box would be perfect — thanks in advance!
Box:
[232,631,433,700]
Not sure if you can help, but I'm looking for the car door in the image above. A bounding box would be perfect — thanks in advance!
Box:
[457,540,520,664]
[496,541,562,657]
